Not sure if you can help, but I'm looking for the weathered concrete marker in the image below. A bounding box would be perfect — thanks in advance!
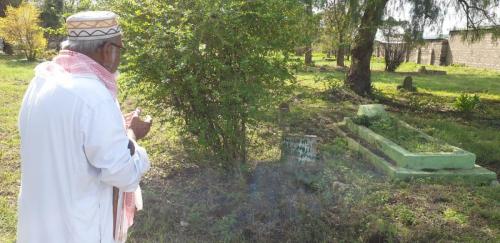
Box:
[281,134,319,165]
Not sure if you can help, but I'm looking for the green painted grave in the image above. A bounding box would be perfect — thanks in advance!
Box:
[335,104,497,185]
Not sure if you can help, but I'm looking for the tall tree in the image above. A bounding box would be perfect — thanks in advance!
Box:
[379,17,414,72]
[301,0,315,66]
[345,0,500,96]
[346,0,387,96]
[298,0,323,66]
[321,0,359,67]
[0,0,21,54]
[40,0,64,28]
[0,3,47,60]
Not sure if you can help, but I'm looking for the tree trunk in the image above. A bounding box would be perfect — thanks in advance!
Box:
[336,45,345,67]
[305,43,312,66]
[336,35,345,67]
[304,1,313,66]
[345,0,388,96]
[2,41,13,55]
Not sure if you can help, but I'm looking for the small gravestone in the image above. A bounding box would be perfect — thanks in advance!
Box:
[279,102,290,113]
[397,76,417,92]
[357,104,387,118]
[281,135,318,165]
[418,66,427,73]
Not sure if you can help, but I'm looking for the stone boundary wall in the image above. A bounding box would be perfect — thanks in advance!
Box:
[408,39,449,66]
[374,30,500,71]
[374,39,449,66]
[448,32,500,70]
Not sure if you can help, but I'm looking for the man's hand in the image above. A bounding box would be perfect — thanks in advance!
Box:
[125,108,152,141]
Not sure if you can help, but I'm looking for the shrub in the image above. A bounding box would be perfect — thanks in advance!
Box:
[0,3,47,61]
[453,93,480,114]
[41,49,58,60]
[111,0,304,168]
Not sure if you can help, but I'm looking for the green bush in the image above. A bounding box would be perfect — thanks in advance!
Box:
[453,93,480,114]
[110,0,305,167]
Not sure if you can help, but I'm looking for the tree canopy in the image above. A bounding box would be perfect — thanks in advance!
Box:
[0,2,47,61]
[110,0,305,167]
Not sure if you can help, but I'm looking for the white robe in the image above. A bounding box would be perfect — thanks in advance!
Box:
[17,62,150,243]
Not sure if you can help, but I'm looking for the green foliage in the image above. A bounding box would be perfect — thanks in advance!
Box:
[443,208,468,225]
[393,205,416,226]
[0,3,47,61]
[352,114,372,127]
[365,218,400,243]
[41,49,59,60]
[453,93,481,114]
[40,0,64,28]
[0,0,21,17]
[379,17,413,72]
[319,0,359,65]
[42,0,100,49]
[111,0,304,167]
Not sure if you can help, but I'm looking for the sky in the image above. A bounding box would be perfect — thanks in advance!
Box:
[384,0,500,39]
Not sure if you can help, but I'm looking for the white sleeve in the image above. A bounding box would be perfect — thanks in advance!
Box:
[82,99,150,192]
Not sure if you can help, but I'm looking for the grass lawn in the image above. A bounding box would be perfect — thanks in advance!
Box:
[0,53,499,242]
[0,55,37,242]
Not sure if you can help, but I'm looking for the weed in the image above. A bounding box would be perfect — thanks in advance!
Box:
[443,208,468,225]
[393,205,416,226]
[454,93,481,114]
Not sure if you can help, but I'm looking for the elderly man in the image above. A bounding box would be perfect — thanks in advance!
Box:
[17,11,151,243]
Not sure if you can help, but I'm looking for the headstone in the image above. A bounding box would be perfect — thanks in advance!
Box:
[279,102,290,113]
[397,76,417,92]
[418,66,427,73]
[281,135,318,165]
[357,104,387,118]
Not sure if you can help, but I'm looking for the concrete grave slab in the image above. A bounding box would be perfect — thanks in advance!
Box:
[333,123,497,185]
[344,117,476,170]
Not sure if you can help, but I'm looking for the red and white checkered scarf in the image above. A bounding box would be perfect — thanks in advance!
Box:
[53,50,118,98]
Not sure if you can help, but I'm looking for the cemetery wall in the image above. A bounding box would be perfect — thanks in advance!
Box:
[448,31,500,70]
[374,28,500,71]
[407,39,449,66]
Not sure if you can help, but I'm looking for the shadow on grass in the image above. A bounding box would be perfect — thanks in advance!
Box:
[372,70,500,98]
[130,151,386,243]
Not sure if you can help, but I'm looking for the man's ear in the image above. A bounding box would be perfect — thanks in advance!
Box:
[96,42,114,70]
[101,42,113,62]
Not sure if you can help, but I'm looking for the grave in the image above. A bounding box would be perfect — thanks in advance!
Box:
[281,134,319,165]
[397,76,417,92]
[334,104,497,185]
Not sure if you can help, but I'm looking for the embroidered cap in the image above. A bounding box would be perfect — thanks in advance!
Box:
[66,11,122,40]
